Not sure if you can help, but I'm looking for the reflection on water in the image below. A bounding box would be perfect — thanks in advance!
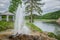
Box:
[33,21,60,34]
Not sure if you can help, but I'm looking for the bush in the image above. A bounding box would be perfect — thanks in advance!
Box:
[47,32,60,40]
[0,21,13,31]
[47,32,57,38]
[56,34,60,40]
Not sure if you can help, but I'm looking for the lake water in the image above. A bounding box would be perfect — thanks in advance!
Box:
[33,21,60,34]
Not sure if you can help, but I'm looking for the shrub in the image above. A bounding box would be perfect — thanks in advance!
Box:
[0,21,13,31]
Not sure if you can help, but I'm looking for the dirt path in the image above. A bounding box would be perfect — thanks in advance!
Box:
[0,29,13,40]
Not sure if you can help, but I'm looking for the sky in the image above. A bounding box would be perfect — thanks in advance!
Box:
[0,0,60,14]
[0,0,10,13]
[42,0,60,14]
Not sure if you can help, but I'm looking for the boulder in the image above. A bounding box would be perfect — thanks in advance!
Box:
[56,18,60,24]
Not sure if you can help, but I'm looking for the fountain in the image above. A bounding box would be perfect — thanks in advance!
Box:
[13,1,31,35]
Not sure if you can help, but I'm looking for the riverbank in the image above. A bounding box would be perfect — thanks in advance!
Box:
[0,29,13,40]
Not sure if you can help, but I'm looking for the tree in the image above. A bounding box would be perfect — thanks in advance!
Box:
[9,0,22,13]
[25,0,44,23]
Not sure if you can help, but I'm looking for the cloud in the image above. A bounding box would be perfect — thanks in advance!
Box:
[0,0,10,3]
[42,0,50,2]
[0,4,5,7]
[42,0,60,14]
[0,0,60,14]
[0,0,10,13]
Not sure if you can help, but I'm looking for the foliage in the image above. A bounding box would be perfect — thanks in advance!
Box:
[25,0,43,14]
[2,15,12,18]
[25,14,41,19]
[1,15,13,21]
[47,32,60,40]
[26,22,43,32]
[25,10,60,19]
[40,10,60,19]
[25,0,44,23]
[47,32,57,38]
[56,34,60,40]
[56,31,60,40]
[0,21,13,31]
[9,0,22,13]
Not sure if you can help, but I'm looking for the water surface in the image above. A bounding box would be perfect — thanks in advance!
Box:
[33,20,60,34]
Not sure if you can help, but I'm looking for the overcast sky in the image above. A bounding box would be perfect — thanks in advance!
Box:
[0,0,60,14]
[0,0,10,13]
[42,0,60,14]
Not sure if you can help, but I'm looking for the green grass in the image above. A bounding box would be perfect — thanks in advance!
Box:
[26,22,43,32]
[56,34,60,40]
[48,32,57,38]
[48,32,60,40]
[0,21,14,31]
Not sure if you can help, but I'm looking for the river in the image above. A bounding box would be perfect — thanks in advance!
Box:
[33,20,60,34]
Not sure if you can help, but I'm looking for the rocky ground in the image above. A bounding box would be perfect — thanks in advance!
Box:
[0,29,57,40]
[0,29,13,40]
[9,32,57,40]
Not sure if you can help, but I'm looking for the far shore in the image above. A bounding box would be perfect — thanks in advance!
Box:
[25,19,57,22]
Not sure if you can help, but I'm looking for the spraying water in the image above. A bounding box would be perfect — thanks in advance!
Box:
[13,1,31,35]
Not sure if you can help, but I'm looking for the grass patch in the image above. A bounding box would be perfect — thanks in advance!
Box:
[56,34,60,40]
[47,32,60,40]
[47,32,57,38]
[0,21,14,31]
[26,23,43,32]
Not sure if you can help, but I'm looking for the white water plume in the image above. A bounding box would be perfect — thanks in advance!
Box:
[13,2,31,35]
